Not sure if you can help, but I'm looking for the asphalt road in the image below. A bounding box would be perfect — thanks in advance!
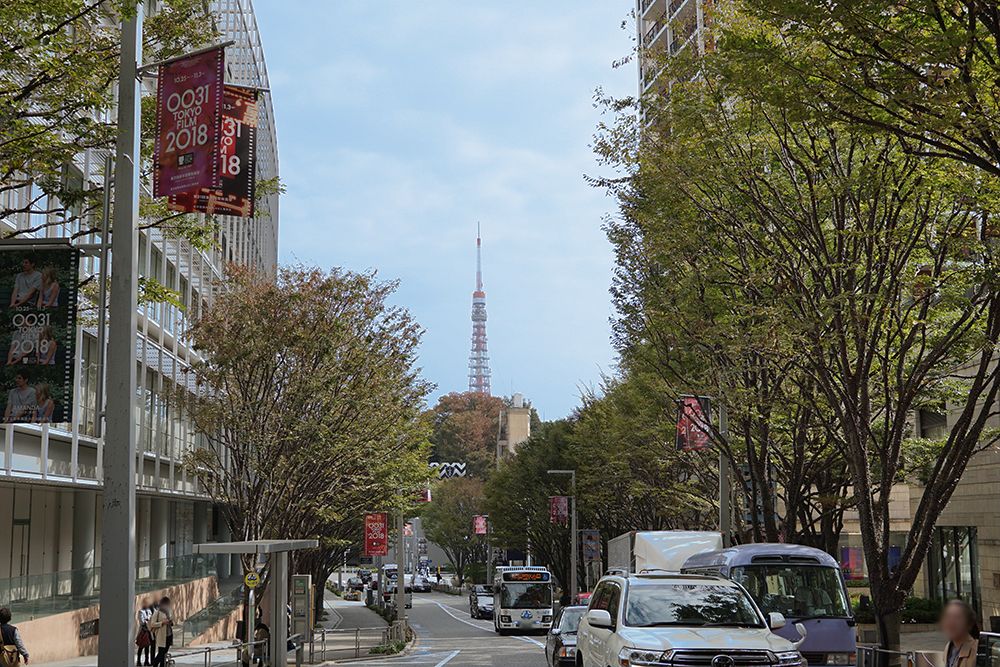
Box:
[335,591,550,667]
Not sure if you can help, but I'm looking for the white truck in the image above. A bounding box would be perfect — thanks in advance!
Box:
[607,531,724,574]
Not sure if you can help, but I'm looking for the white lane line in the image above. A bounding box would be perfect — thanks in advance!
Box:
[434,650,462,666]
[433,601,545,649]
[513,634,546,648]
[434,601,495,632]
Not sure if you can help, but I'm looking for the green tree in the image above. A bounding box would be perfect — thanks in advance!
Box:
[182,264,432,611]
[421,477,486,585]
[601,42,1000,645]
[0,0,216,240]
[426,391,506,477]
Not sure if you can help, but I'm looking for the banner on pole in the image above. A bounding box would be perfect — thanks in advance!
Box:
[473,515,488,535]
[581,530,601,562]
[549,496,569,526]
[364,513,389,557]
[154,47,225,198]
[676,395,712,451]
[169,85,258,217]
[0,244,79,424]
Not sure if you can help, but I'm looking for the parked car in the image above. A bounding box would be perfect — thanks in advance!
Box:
[577,572,805,667]
[346,576,364,592]
[412,575,433,593]
[469,584,494,619]
[545,605,586,666]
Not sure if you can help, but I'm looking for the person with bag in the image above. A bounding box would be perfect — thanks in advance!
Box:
[135,600,154,666]
[147,596,173,667]
[0,607,29,665]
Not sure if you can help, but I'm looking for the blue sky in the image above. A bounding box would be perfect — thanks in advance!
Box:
[254,1,634,420]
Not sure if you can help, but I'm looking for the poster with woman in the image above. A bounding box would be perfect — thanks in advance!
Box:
[0,244,79,424]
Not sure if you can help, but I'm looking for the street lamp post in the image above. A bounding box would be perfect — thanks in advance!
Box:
[99,6,142,665]
[547,469,577,603]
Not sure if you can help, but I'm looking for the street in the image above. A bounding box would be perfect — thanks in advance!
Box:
[337,592,548,667]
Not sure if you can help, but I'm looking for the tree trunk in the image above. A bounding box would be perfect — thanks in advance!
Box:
[876,610,901,652]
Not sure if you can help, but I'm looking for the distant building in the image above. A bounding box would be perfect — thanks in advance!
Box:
[635,0,711,95]
[497,393,532,458]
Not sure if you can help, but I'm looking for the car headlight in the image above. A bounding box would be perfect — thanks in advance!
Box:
[558,647,577,658]
[618,647,674,666]
[828,654,856,665]
[775,651,805,666]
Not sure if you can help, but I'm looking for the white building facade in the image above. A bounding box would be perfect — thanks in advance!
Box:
[0,0,278,647]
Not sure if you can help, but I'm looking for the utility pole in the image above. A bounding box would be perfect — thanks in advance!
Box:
[719,404,732,547]
[547,470,577,603]
[395,511,407,624]
[99,5,142,665]
[486,514,494,587]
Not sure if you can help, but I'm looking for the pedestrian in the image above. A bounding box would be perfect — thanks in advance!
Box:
[940,599,980,667]
[0,606,29,665]
[135,600,154,666]
[148,596,174,667]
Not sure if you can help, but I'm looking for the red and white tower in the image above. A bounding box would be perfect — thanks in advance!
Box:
[468,225,491,394]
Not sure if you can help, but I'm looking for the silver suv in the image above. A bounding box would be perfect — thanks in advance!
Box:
[577,573,804,667]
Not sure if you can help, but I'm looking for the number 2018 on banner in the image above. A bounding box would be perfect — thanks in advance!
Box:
[164,85,212,154]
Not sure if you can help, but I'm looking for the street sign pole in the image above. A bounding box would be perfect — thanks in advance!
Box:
[98,6,142,666]
[396,510,406,623]
[719,404,732,547]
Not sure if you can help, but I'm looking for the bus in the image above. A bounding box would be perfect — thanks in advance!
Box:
[492,566,554,634]
[682,543,855,667]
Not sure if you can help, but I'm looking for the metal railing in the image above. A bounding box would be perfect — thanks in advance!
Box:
[305,624,407,662]
[166,637,266,667]
[0,554,217,620]
[856,646,942,667]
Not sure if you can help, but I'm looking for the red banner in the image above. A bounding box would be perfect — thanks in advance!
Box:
[676,395,712,451]
[549,496,569,526]
[364,513,388,557]
[169,85,258,216]
[154,47,225,198]
[473,515,488,535]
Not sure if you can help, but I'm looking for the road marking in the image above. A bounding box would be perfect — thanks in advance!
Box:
[433,601,546,649]
[514,634,546,648]
[433,650,462,666]
[434,601,494,632]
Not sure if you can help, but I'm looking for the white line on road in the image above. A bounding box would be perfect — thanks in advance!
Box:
[433,601,545,649]
[434,601,495,632]
[433,650,462,666]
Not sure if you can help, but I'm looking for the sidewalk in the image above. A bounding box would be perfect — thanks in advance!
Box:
[306,586,393,663]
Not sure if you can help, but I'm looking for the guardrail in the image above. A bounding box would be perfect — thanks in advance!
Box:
[166,637,266,667]
[306,624,406,662]
[862,631,1000,667]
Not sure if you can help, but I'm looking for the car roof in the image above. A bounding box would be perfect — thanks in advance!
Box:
[682,543,839,569]
[600,572,737,587]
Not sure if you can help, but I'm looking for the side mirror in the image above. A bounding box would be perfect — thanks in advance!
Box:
[793,622,808,648]
[769,612,787,630]
[587,609,614,628]
[550,627,561,635]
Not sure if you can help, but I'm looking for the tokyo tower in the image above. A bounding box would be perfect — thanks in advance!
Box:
[468,224,491,394]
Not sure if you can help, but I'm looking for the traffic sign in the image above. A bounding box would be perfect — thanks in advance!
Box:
[244,571,261,589]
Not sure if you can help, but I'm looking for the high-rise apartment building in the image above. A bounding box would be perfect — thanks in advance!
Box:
[0,0,278,660]
[635,0,710,94]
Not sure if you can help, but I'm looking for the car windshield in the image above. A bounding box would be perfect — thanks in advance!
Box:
[559,608,585,633]
[475,585,492,594]
[500,582,552,609]
[731,565,851,619]
[625,583,764,628]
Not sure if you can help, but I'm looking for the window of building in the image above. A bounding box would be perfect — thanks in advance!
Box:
[927,526,980,615]
[919,409,948,439]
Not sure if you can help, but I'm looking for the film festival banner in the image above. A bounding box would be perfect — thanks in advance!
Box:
[0,244,79,424]
[581,530,601,563]
[473,515,488,535]
[364,512,389,557]
[675,395,712,452]
[549,496,569,526]
[169,85,258,217]
[153,47,225,198]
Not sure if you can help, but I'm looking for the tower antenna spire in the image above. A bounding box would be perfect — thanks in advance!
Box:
[468,224,491,394]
